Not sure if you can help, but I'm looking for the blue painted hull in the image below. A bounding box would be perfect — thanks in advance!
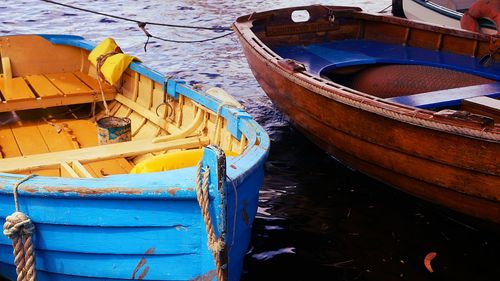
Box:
[0,35,270,281]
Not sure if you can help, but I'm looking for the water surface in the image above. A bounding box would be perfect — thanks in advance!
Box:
[1,1,499,280]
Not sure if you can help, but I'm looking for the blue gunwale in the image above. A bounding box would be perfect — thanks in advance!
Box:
[273,39,499,81]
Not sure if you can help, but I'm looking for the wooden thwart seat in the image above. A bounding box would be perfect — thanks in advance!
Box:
[0,135,209,173]
[0,71,116,112]
[461,96,500,123]
[385,82,500,109]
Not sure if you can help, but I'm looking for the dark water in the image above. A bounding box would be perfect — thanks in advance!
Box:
[1,1,499,280]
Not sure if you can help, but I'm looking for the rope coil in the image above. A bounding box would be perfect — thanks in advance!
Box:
[196,162,225,281]
[3,174,38,281]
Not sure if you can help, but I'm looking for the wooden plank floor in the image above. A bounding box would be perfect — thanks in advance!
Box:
[0,119,134,177]
[0,72,116,112]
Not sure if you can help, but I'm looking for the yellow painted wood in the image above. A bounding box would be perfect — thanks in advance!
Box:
[0,77,36,101]
[31,168,60,177]
[0,127,22,158]
[71,161,94,178]
[1,57,12,79]
[0,136,209,172]
[60,162,79,178]
[87,158,132,177]
[25,75,63,98]
[237,134,247,154]
[152,109,204,143]
[44,73,92,96]
[37,121,77,152]
[0,91,116,113]
[73,71,115,93]
[10,122,49,156]
[0,35,87,77]
[64,120,98,148]
[115,94,181,134]
[114,105,132,119]
[152,85,165,117]
[134,121,159,140]
[175,95,185,127]
[109,70,139,120]
[136,77,153,108]
[129,112,147,136]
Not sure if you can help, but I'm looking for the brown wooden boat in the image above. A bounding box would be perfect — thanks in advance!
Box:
[233,5,500,224]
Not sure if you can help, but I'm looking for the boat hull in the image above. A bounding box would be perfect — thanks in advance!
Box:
[401,0,497,34]
[234,13,500,223]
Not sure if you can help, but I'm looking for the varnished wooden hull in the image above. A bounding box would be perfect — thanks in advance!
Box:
[233,6,500,224]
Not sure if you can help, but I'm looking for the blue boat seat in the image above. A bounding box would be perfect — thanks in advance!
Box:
[273,40,499,81]
[385,82,500,108]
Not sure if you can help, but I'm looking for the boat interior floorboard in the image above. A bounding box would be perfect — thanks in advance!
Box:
[0,118,134,177]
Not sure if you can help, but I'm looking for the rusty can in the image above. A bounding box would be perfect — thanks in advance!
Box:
[97,116,131,145]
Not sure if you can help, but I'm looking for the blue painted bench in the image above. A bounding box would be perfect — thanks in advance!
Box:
[385,82,500,109]
[273,40,499,80]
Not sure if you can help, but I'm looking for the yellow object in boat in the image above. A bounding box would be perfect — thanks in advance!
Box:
[88,38,139,85]
[130,148,239,174]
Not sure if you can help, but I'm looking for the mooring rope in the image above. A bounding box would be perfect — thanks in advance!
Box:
[40,0,234,51]
[196,162,225,281]
[3,174,37,281]
[95,51,121,117]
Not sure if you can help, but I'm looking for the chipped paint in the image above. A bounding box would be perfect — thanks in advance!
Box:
[167,187,182,196]
[36,186,144,196]
[5,185,196,197]
[230,164,237,169]
[175,225,188,231]
[190,270,216,281]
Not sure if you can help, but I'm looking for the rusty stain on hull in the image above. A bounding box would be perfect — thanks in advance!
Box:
[24,185,144,196]
[167,187,182,196]
[2,185,195,197]
[191,270,216,281]
[131,247,155,280]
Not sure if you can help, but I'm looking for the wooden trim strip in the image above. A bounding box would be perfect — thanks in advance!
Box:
[71,161,94,178]
[0,136,209,173]
[152,108,204,143]
[115,94,182,135]
[1,57,12,79]
[60,162,79,178]
[0,91,116,112]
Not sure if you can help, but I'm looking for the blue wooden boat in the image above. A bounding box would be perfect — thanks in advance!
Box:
[0,34,269,281]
